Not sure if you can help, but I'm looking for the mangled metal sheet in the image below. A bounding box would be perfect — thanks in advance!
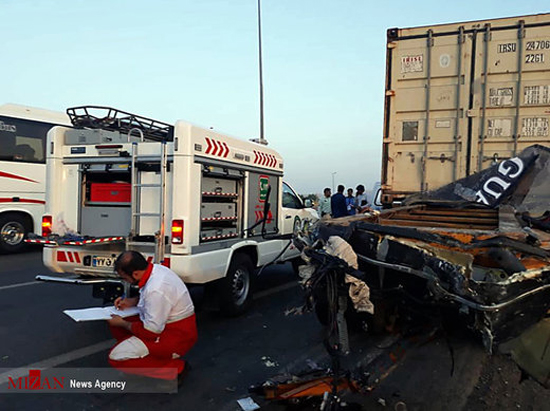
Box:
[404,144,550,212]
[307,145,550,356]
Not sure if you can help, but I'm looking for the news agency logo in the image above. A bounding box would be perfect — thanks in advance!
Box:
[1,367,176,393]
[8,369,64,390]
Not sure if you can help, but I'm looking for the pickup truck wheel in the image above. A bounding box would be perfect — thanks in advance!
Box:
[0,213,30,254]
[219,254,254,316]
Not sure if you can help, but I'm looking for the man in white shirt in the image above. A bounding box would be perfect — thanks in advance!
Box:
[354,184,370,213]
[318,187,332,218]
[107,251,197,382]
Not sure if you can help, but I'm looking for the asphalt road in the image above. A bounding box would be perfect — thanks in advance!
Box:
[0,249,332,410]
[1,249,550,411]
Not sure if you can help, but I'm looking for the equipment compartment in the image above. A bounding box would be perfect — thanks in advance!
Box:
[80,206,131,237]
[90,183,131,203]
[201,203,237,220]
[202,177,237,195]
[199,166,243,243]
[200,227,238,241]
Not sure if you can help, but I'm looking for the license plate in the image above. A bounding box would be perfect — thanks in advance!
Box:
[92,256,116,268]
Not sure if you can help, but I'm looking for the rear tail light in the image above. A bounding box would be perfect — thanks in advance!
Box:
[42,216,52,237]
[171,220,184,244]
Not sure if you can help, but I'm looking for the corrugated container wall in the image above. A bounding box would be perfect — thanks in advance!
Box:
[381,13,550,205]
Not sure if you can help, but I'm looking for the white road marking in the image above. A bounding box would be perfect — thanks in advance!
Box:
[0,339,114,386]
[0,281,41,291]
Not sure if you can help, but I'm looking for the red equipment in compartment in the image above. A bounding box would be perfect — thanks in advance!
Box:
[90,183,131,203]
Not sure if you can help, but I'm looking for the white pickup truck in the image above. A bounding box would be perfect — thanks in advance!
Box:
[33,106,318,315]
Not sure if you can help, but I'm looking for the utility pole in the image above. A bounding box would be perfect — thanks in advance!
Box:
[257,0,268,145]
[331,172,337,192]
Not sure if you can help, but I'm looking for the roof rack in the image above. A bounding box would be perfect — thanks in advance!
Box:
[66,106,174,142]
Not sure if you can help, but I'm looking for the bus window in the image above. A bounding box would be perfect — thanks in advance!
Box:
[0,116,54,163]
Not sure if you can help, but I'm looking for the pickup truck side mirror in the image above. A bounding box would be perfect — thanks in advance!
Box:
[304,199,312,208]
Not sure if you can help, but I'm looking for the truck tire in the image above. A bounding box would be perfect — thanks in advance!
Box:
[0,213,31,254]
[218,253,254,316]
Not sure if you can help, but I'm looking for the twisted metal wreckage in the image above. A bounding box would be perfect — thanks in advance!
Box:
[252,145,550,408]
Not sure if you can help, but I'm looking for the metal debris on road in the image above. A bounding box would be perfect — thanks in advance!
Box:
[237,397,260,411]
[261,356,279,367]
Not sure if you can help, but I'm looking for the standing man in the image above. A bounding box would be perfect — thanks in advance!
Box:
[354,184,370,213]
[331,185,348,218]
[318,187,332,218]
[346,188,356,216]
[107,251,197,382]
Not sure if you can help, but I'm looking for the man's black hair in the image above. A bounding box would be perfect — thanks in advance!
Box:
[114,251,148,276]
[337,185,345,193]
[356,184,365,191]
[324,187,331,193]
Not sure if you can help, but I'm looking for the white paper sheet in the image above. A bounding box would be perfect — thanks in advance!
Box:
[63,306,140,322]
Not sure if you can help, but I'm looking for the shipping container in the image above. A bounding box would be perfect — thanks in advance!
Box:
[381,13,550,206]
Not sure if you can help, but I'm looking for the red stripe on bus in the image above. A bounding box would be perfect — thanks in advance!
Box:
[0,198,46,204]
[0,171,39,183]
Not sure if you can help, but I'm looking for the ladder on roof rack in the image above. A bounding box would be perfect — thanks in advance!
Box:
[66,105,174,142]
[127,141,168,263]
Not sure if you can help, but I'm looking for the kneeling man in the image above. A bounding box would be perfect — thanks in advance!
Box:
[107,251,197,381]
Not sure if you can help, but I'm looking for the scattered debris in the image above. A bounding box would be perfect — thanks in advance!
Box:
[305,359,319,370]
[377,397,386,407]
[261,356,279,368]
[237,397,260,411]
[394,401,407,411]
[284,306,304,316]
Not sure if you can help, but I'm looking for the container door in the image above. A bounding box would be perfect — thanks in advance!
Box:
[470,22,550,172]
[383,27,472,201]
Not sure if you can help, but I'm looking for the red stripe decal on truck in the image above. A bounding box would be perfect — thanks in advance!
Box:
[205,138,230,158]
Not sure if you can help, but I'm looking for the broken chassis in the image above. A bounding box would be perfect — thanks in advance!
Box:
[320,206,550,351]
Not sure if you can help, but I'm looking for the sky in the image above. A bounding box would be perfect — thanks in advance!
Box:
[1,0,548,195]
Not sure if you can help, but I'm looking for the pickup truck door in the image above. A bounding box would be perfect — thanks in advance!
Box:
[280,182,318,260]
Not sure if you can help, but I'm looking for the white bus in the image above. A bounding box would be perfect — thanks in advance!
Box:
[0,104,71,253]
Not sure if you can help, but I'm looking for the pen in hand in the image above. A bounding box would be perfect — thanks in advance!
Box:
[115,293,126,310]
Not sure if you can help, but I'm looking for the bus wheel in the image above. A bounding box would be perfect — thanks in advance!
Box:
[218,254,254,316]
[0,213,30,254]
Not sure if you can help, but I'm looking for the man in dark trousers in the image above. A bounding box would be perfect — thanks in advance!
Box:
[331,185,348,218]
[107,251,197,382]
[346,188,356,215]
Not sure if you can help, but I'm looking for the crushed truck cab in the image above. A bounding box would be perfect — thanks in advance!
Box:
[36,106,317,315]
